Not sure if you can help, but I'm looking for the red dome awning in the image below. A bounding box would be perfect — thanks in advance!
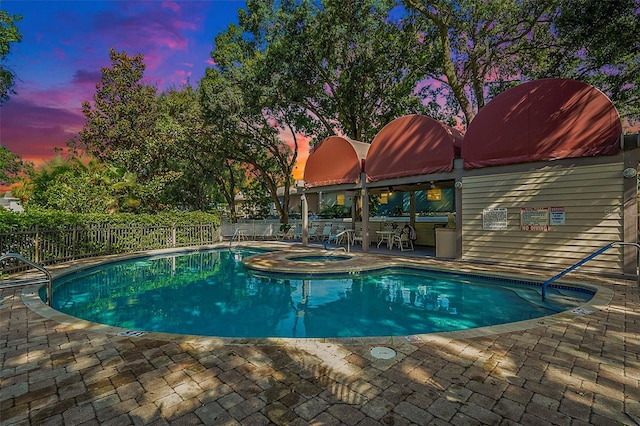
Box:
[365,114,462,182]
[366,114,461,182]
[463,79,622,169]
[303,136,369,188]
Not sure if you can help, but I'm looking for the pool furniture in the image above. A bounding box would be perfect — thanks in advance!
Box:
[318,224,333,241]
[376,230,394,249]
[351,230,364,245]
[308,225,320,240]
[391,227,414,251]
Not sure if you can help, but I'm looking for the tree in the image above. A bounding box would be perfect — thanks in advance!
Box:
[18,156,103,213]
[404,0,557,127]
[200,66,297,222]
[403,0,639,129]
[70,48,180,212]
[155,84,243,215]
[202,0,434,222]
[532,0,640,127]
[230,0,431,143]
[0,10,22,104]
[74,48,158,170]
[0,145,30,187]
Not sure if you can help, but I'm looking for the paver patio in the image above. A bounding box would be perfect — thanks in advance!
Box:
[1,247,639,425]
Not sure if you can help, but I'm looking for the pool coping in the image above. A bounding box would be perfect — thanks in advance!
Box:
[20,242,614,347]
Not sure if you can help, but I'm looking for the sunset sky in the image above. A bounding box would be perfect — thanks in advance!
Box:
[1,0,310,179]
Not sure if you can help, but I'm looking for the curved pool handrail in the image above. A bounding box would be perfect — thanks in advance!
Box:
[0,252,52,306]
[323,230,351,252]
[229,227,242,249]
[541,242,640,301]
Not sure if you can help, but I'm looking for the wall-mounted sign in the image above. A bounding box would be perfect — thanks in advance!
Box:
[427,189,442,201]
[549,206,566,225]
[520,207,549,231]
[483,208,508,230]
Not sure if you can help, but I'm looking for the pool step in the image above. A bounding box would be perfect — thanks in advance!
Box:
[0,276,50,289]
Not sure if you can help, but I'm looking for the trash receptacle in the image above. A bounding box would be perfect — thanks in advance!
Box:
[435,228,456,258]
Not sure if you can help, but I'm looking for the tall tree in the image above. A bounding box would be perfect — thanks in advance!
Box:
[404,0,639,129]
[156,84,243,215]
[74,48,158,172]
[70,48,179,212]
[232,0,432,143]
[532,0,640,127]
[0,10,22,104]
[0,145,30,187]
[200,66,297,223]
[404,0,556,127]
[203,0,434,222]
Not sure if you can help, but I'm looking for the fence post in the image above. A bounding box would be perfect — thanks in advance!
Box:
[172,224,177,248]
[73,225,78,259]
[34,224,39,263]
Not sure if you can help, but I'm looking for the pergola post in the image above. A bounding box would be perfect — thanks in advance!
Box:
[409,191,416,229]
[361,172,370,252]
[301,193,309,246]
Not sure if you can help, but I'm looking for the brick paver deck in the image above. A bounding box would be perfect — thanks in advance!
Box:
[2,247,639,425]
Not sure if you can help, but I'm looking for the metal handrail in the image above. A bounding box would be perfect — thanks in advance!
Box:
[323,230,351,252]
[541,242,640,301]
[229,227,242,249]
[0,253,52,306]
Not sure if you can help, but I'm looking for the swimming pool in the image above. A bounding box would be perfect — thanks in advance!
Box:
[46,248,594,339]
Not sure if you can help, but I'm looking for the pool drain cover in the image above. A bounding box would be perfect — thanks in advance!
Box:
[571,307,595,316]
[370,346,396,359]
[117,330,146,338]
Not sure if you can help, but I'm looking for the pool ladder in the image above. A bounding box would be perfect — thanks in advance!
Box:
[229,227,243,249]
[541,242,640,301]
[0,253,52,306]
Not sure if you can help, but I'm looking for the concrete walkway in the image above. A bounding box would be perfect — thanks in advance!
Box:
[1,248,639,425]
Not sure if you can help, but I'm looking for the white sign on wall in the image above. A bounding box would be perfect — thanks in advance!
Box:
[549,206,566,225]
[483,208,508,230]
[520,207,549,231]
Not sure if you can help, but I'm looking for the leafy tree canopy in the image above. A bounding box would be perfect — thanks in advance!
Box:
[533,0,640,127]
[220,0,433,142]
[0,10,22,104]
[69,48,184,213]
[0,145,30,187]
[404,0,639,129]
[73,48,159,172]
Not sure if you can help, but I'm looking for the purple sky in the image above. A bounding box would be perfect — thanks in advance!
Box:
[2,0,245,166]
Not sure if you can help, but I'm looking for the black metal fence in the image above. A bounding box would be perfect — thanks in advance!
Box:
[0,223,220,273]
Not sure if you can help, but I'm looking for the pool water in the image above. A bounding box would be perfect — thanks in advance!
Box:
[47,249,593,338]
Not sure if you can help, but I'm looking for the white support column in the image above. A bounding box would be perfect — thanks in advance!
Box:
[302,194,309,246]
[361,173,370,252]
[409,191,416,229]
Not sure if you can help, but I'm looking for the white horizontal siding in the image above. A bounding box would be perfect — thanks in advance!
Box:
[461,163,624,274]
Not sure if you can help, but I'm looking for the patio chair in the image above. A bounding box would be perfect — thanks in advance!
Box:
[308,225,320,240]
[277,224,295,240]
[352,229,364,245]
[335,226,347,244]
[292,223,302,239]
[391,226,414,251]
[317,224,333,241]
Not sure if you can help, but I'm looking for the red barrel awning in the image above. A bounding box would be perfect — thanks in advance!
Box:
[463,78,622,169]
[366,114,462,182]
[303,136,369,187]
